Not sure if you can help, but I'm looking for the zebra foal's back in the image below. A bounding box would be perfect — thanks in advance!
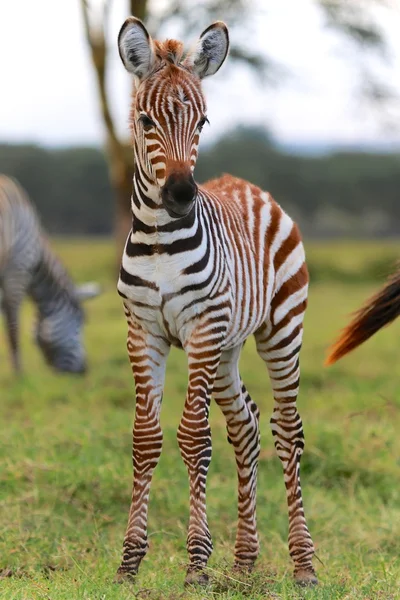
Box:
[199,173,306,348]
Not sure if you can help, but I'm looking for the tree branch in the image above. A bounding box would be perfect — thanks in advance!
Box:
[80,0,127,170]
[129,0,147,20]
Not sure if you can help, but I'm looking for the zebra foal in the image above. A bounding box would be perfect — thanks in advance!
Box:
[116,17,316,587]
[0,175,100,374]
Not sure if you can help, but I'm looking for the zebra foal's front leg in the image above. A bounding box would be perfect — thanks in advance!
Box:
[178,333,223,587]
[213,347,260,572]
[115,311,170,583]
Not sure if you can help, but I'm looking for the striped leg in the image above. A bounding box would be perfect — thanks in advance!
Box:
[116,312,170,583]
[255,287,316,585]
[178,340,222,586]
[1,274,27,373]
[213,347,260,571]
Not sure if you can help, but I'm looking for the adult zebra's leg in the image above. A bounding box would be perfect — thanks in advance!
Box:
[213,346,260,572]
[1,275,27,373]
[178,334,223,586]
[115,310,170,583]
[255,275,316,585]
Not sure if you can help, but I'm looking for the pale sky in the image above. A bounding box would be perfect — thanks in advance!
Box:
[2,0,400,149]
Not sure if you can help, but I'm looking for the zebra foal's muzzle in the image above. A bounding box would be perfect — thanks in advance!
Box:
[161,172,197,218]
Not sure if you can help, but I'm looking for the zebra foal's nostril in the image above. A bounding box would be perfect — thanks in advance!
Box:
[166,178,197,205]
[161,173,197,217]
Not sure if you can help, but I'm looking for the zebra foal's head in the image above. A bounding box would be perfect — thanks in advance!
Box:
[118,17,229,218]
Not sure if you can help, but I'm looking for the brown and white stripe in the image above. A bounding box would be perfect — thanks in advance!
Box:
[115,16,316,587]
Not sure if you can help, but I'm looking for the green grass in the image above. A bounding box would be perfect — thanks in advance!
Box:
[1,239,400,599]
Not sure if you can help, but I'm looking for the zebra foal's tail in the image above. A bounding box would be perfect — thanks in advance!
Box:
[325,265,400,365]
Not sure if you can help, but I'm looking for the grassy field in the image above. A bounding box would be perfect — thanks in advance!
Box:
[1,239,400,599]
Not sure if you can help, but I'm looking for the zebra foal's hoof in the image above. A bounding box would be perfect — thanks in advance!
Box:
[184,568,210,587]
[294,568,318,586]
[232,560,255,574]
[113,568,137,585]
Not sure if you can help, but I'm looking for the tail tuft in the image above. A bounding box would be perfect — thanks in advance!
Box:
[325,265,400,366]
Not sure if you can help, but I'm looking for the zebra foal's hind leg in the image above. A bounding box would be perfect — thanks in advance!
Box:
[255,273,316,586]
[213,347,260,572]
[115,310,170,583]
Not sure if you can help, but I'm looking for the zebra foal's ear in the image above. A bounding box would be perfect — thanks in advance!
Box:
[184,22,229,79]
[118,17,155,80]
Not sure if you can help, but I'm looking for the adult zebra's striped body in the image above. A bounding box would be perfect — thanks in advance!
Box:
[116,17,316,586]
[0,175,99,373]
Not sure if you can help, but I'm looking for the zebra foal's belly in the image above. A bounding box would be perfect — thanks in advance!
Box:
[120,277,266,351]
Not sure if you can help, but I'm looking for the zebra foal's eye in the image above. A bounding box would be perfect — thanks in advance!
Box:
[197,116,210,132]
[138,114,156,129]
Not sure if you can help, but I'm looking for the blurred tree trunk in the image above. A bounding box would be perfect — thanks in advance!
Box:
[81,0,147,266]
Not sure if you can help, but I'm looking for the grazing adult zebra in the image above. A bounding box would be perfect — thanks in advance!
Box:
[326,265,400,365]
[0,175,100,374]
[115,17,316,587]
